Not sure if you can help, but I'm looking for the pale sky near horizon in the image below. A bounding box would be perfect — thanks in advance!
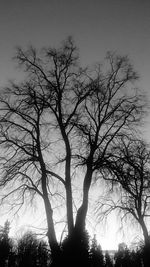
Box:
[0,0,150,250]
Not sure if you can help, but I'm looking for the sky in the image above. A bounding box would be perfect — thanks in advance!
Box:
[0,0,150,249]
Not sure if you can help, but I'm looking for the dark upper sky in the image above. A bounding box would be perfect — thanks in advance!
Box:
[0,0,150,131]
[0,0,150,87]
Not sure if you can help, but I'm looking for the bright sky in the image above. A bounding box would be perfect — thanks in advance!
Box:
[0,0,150,250]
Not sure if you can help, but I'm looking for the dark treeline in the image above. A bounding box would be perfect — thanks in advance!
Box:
[0,221,148,267]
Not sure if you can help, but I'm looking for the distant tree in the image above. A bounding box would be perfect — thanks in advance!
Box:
[97,137,150,248]
[0,37,144,263]
[114,243,144,267]
[114,243,131,267]
[89,235,104,267]
[0,221,13,267]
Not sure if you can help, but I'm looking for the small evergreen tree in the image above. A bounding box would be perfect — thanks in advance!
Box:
[0,220,13,267]
[90,235,104,267]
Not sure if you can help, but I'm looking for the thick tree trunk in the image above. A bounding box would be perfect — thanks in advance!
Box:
[139,217,150,267]
[42,175,61,266]
[42,176,59,246]
[65,151,74,235]
[64,166,93,266]
[37,125,59,259]
[139,217,149,246]
[43,194,58,248]
[75,166,93,233]
[57,107,74,235]
[60,126,74,235]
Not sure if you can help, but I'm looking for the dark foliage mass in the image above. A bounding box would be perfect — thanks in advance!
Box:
[0,222,50,267]
[0,221,149,267]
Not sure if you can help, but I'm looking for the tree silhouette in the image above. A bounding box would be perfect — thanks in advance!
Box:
[97,137,150,247]
[0,222,148,267]
[90,235,104,266]
[0,221,14,267]
[0,37,144,264]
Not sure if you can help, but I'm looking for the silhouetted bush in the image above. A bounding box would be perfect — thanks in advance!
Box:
[17,231,50,267]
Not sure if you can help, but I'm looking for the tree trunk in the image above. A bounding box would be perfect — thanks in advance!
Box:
[42,178,58,242]
[63,164,92,267]
[139,217,149,246]
[139,217,150,267]
[42,175,61,265]
[75,166,93,233]
[43,194,58,248]
[65,151,74,235]
[61,126,74,235]
[37,123,59,258]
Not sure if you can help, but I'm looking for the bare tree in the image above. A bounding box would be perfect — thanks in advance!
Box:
[0,83,61,257]
[0,37,91,259]
[96,137,150,247]
[72,53,144,235]
[0,37,144,260]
